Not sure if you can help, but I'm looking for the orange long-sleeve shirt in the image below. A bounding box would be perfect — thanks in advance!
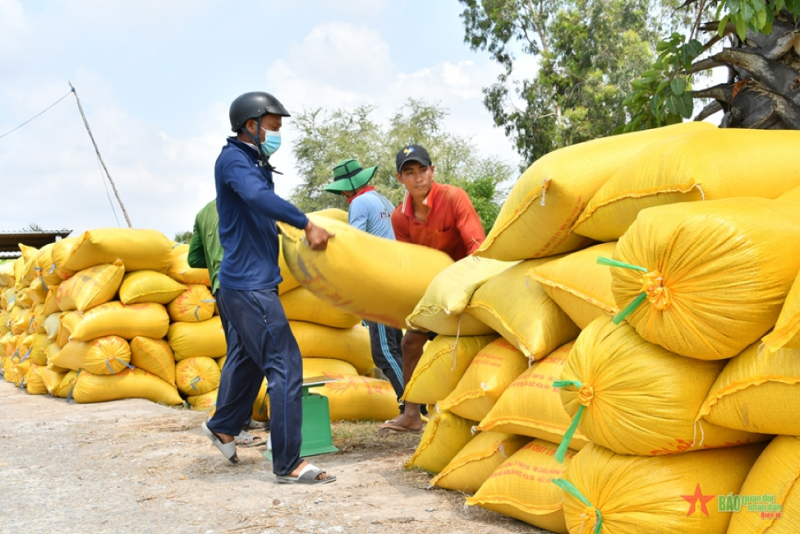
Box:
[391,182,486,261]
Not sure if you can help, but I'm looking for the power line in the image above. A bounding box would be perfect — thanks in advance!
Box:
[0,89,73,140]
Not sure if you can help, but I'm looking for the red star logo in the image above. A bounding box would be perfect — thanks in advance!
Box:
[681,484,715,517]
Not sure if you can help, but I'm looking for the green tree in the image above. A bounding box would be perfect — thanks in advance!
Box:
[623,2,800,131]
[290,99,513,231]
[174,230,193,244]
[459,0,682,164]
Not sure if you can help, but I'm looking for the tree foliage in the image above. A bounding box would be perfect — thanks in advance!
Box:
[624,1,800,131]
[290,99,513,231]
[174,230,193,243]
[459,0,682,164]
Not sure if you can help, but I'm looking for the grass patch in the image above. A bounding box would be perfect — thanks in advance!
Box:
[331,420,422,453]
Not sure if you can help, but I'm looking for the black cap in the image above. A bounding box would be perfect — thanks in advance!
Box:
[395,145,432,172]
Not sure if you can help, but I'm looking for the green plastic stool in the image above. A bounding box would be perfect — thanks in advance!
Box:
[264,376,338,461]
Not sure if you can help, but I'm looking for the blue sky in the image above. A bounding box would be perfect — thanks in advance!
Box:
[0,0,535,238]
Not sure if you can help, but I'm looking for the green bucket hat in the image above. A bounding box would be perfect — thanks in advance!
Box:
[324,159,378,194]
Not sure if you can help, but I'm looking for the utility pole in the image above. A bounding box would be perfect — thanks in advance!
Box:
[69,81,133,228]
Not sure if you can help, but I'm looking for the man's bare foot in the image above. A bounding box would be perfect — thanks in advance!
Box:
[291,460,332,481]
[379,412,423,432]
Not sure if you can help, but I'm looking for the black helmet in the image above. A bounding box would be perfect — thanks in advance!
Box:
[229,92,290,132]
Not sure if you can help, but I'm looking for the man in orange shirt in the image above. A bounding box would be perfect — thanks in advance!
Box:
[381,144,486,432]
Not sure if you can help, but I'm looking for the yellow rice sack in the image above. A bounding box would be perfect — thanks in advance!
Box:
[310,374,400,421]
[478,343,589,449]
[51,336,132,375]
[290,321,374,375]
[26,364,47,395]
[73,368,183,405]
[54,369,79,398]
[778,184,800,202]
[728,436,800,534]
[439,338,529,422]
[573,129,800,242]
[252,378,270,421]
[12,308,32,336]
[431,431,530,494]
[280,215,453,329]
[43,312,61,341]
[37,365,66,395]
[216,354,226,371]
[278,236,300,295]
[406,256,516,335]
[26,333,48,366]
[303,358,358,378]
[403,334,498,405]
[166,285,215,323]
[698,342,800,435]
[529,242,618,328]
[44,342,64,370]
[69,302,170,342]
[465,259,580,360]
[176,356,221,396]
[406,410,476,474]
[762,269,800,353]
[188,388,218,416]
[28,277,48,306]
[56,261,125,312]
[15,290,32,309]
[50,237,78,282]
[166,251,211,287]
[130,336,176,386]
[279,287,361,329]
[34,243,64,287]
[56,311,81,347]
[118,270,186,305]
[466,440,572,534]
[57,228,173,272]
[610,198,800,359]
[168,316,226,361]
[474,121,713,261]
[0,261,15,287]
[559,442,766,534]
[42,286,60,316]
[558,317,768,457]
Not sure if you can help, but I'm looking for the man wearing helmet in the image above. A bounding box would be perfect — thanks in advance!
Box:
[201,91,336,485]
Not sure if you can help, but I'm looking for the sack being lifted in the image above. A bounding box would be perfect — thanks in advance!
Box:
[608,197,800,359]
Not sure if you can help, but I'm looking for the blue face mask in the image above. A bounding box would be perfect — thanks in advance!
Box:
[259,128,281,158]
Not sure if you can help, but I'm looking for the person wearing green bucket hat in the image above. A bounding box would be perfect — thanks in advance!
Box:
[324,159,406,405]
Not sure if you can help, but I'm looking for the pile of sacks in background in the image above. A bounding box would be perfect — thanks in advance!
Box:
[281,123,800,534]
[0,208,399,424]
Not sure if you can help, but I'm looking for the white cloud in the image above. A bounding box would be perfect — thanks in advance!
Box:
[0,0,28,55]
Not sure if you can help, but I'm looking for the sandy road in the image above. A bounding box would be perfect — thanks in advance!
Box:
[0,382,550,534]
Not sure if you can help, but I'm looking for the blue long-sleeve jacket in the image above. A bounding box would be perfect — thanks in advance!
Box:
[214,138,309,290]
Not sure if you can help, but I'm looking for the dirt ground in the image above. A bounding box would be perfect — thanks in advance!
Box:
[0,382,552,534]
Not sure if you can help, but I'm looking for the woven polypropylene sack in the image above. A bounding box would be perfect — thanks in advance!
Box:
[166,251,211,287]
[279,287,361,329]
[58,228,173,272]
[478,342,589,449]
[251,378,270,421]
[42,286,60,315]
[51,237,78,280]
[779,184,800,202]
[466,440,573,534]
[54,369,79,398]
[119,270,186,305]
[166,285,215,323]
[560,442,766,534]
[762,269,800,353]
[728,436,800,534]
[56,311,81,347]
[280,215,453,330]
[69,302,170,342]
[175,356,221,396]
[130,336,176,386]
[37,365,66,395]
[560,317,768,456]
[51,336,132,375]
[26,333,48,366]
[56,261,125,312]
[167,316,226,361]
[73,368,183,405]
[302,358,358,378]
[403,335,498,405]
[290,321,374,375]
[310,374,400,421]
[407,256,517,335]
[26,364,48,395]
[473,121,713,261]
[698,342,800,435]
[431,431,529,494]
[439,338,528,422]
[277,236,300,295]
[573,129,800,242]
[611,198,800,359]
[34,243,63,287]
[529,242,619,328]
[466,259,580,360]
[405,410,476,474]
[188,388,218,416]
